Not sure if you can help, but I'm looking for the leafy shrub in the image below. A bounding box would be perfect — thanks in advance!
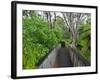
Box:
[23,13,64,69]
[77,24,91,61]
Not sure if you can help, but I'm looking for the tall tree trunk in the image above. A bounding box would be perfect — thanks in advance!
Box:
[53,12,56,28]
[62,12,78,48]
[48,12,52,28]
[43,12,52,28]
[72,31,78,48]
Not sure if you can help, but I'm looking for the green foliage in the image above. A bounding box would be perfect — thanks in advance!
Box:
[55,16,65,28]
[77,24,91,61]
[23,13,64,69]
[54,16,72,46]
[23,11,91,68]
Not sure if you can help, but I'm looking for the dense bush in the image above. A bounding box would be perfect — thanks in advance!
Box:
[77,24,91,61]
[23,13,64,69]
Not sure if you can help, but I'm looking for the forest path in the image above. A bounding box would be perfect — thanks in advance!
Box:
[39,43,90,68]
[54,47,73,67]
[39,44,73,68]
